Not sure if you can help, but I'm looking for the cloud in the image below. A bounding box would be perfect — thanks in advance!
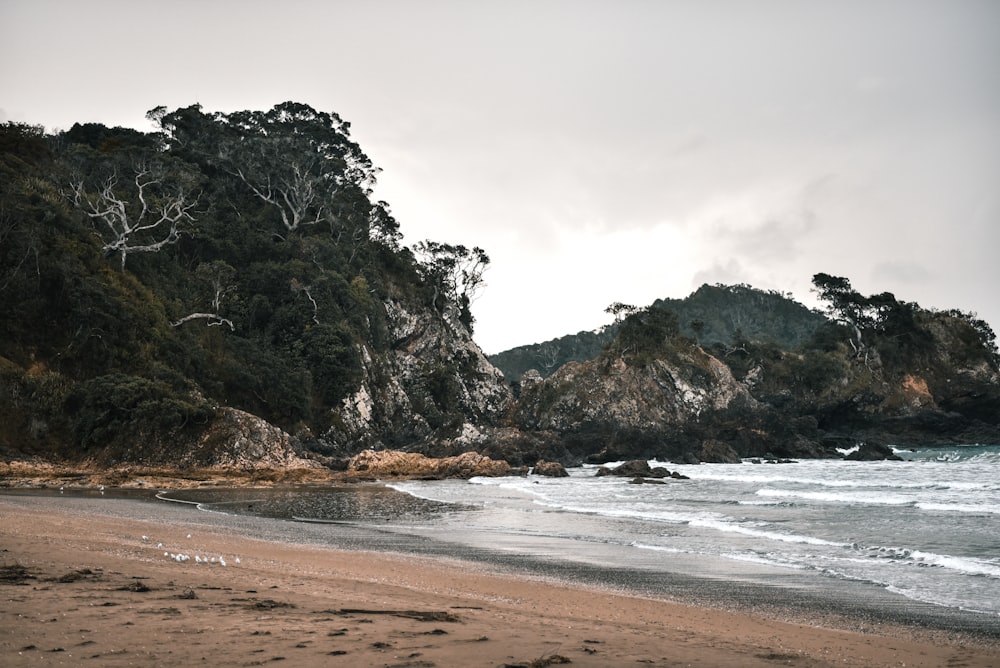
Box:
[871,262,934,286]
[3,0,998,352]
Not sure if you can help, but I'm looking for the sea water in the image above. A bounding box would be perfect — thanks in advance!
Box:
[385,444,1000,617]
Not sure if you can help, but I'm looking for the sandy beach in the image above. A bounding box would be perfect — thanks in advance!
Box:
[1,491,997,667]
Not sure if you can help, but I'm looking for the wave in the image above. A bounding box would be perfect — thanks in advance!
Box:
[852,545,1000,579]
[903,445,1000,464]
[629,542,683,554]
[680,469,995,492]
[687,518,848,546]
[529,498,722,526]
[756,488,913,506]
[915,501,1000,515]
[907,551,1000,578]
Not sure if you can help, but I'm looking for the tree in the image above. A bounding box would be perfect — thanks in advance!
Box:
[811,273,869,355]
[69,160,198,270]
[414,241,490,330]
[367,200,402,250]
[605,302,639,324]
[171,260,237,330]
[213,102,377,237]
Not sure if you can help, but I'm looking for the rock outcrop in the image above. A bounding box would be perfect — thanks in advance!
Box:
[517,351,754,433]
[532,460,569,477]
[699,439,742,464]
[594,459,689,480]
[512,347,763,462]
[595,460,670,478]
[184,408,323,471]
[325,299,513,455]
[844,441,903,461]
[346,449,512,479]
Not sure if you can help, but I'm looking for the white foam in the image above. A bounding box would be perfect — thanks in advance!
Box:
[756,488,913,506]
[909,551,1000,578]
[916,501,1000,515]
[688,518,848,547]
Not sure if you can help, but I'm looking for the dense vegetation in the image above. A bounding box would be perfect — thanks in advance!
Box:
[500,277,999,458]
[0,104,481,459]
[601,276,1000,448]
[2,105,998,468]
[490,283,827,384]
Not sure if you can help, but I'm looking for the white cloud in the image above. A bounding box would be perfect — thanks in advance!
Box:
[2,0,998,352]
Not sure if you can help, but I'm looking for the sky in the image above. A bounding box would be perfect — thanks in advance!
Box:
[3,0,999,354]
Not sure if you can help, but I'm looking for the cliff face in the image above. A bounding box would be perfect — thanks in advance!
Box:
[516,351,754,432]
[499,305,1000,464]
[0,106,516,472]
[2,115,998,474]
[510,347,779,463]
[323,299,512,455]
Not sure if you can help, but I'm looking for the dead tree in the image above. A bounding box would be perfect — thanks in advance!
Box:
[71,165,196,270]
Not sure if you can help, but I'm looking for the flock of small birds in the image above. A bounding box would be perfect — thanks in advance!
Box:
[57,484,244,567]
[142,534,240,566]
[142,533,241,566]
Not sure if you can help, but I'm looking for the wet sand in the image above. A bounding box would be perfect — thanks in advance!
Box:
[1,492,997,667]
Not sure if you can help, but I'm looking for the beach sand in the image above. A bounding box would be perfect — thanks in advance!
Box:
[1,492,997,667]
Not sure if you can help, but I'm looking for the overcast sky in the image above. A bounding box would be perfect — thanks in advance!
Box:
[3,0,998,354]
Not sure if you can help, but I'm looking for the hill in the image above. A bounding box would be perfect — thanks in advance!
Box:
[489,283,825,384]
[2,108,998,475]
[0,105,509,468]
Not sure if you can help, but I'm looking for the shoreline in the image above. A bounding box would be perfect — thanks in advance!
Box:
[1,491,998,666]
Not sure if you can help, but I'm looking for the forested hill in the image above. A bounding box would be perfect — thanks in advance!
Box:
[3,106,999,472]
[653,283,827,349]
[0,103,508,466]
[489,284,826,384]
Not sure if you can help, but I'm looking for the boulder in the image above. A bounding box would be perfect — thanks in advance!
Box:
[595,460,672,478]
[674,452,701,465]
[844,441,903,461]
[193,407,323,471]
[699,439,742,464]
[533,460,569,477]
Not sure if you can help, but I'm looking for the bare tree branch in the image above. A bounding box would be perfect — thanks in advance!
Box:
[70,165,197,270]
[171,313,235,330]
[234,154,327,233]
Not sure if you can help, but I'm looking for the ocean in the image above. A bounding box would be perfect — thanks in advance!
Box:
[157,444,1000,627]
[385,444,1000,618]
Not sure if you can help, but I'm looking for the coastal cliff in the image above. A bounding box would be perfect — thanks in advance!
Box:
[323,297,512,455]
[1,110,998,478]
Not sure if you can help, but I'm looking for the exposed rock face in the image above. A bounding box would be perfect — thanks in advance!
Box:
[325,299,513,454]
[187,408,322,471]
[512,349,762,462]
[346,449,512,479]
[517,352,755,432]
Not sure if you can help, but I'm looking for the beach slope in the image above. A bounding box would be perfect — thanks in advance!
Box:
[0,494,995,667]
